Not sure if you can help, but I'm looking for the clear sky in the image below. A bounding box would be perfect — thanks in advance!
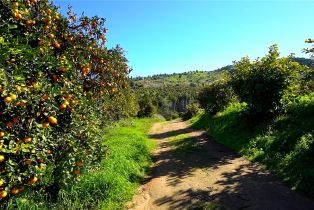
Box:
[54,0,314,77]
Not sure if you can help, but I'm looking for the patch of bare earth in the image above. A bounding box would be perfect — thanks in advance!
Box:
[126,120,314,210]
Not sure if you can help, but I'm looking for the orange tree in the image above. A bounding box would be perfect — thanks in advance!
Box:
[0,0,130,202]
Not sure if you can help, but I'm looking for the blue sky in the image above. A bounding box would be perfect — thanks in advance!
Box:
[54,0,314,77]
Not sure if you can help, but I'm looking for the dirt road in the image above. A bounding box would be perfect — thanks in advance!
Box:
[127,120,314,210]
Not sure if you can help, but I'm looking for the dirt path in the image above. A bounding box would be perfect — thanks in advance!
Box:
[127,120,314,210]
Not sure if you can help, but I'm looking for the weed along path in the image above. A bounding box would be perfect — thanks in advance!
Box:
[127,120,314,210]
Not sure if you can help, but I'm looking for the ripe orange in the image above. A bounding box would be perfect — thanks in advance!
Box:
[28,177,38,185]
[25,159,32,165]
[58,67,67,73]
[6,122,14,128]
[0,179,4,186]
[48,33,55,39]
[0,132,4,138]
[14,12,22,21]
[0,155,5,163]
[37,159,44,163]
[24,137,32,143]
[65,94,72,100]
[48,116,57,125]
[10,94,17,100]
[59,103,67,110]
[43,122,50,128]
[25,20,33,26]
[82,67,90,74]
[39,47,45,54]
[25,20,36,27]
[41,94,49,100]
[52,40,60,48]
[11,187,20,195]
[4,96,12,103]
[0,191,8,199]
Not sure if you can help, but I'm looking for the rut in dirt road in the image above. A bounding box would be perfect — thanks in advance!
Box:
[127,120,314,210]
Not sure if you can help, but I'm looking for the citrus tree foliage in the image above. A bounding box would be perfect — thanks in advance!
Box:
[229,45,308,117]
[198,79,234,116]
[0,0,130,201]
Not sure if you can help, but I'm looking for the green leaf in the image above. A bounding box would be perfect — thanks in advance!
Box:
[8,24,18,29]
[0,37,4,45]
[14,75,25,81]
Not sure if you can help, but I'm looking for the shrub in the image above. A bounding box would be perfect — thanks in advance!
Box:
[137,93,157,117]
[0,0,130,203]
[182,103,200,120]
[198,80,234,116]
[229,44,308,118]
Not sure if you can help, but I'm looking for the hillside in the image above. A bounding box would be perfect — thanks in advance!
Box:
[130,69,224,88]
[130,57,311,88]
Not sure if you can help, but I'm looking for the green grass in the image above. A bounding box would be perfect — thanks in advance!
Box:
[190,93,314,197]
[5,118,159,210]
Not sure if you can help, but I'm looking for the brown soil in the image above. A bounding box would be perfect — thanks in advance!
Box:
[127,120,314,210]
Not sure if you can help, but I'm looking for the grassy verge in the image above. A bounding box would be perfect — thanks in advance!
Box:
[189,93,314,197]
[6,118,159,210]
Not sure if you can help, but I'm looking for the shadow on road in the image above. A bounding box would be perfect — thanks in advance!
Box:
[144,122,314,210]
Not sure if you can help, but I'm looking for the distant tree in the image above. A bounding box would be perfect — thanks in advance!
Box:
[304,38,314,57]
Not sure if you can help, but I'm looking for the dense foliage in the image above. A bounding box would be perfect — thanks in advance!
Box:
[0,0,134,204]
[181,103,200,120]
[229,45,308,118]
[135,85,201,120]
[198,79,234,116]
